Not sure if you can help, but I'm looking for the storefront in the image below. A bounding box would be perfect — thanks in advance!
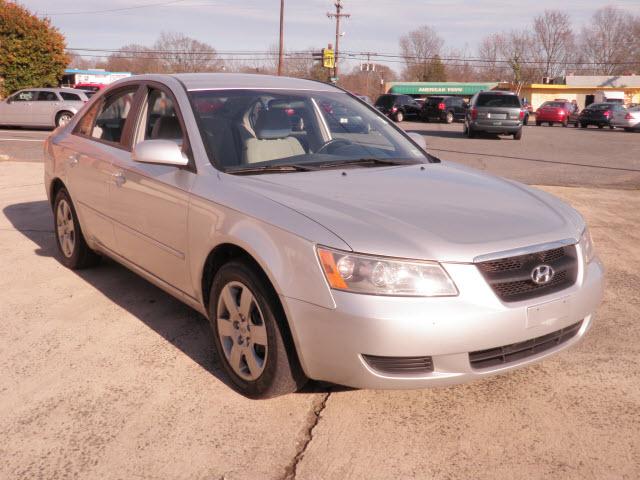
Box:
[385,82,498,97]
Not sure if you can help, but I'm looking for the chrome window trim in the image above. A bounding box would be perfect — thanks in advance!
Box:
[473,238,577,263]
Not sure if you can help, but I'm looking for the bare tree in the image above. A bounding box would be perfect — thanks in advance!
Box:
[533,10,575,78]
[399,26,444,81]
[477,34,509,81]
[499,30,541,84]
[580,7,634,75]
[105,44,163,74]
[340,63,397,99]
[153,32,224,73]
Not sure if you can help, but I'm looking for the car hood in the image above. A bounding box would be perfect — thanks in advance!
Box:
[233,162,584,262]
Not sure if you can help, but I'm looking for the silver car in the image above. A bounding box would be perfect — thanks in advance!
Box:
[44,74,604,398]
[0,87,88,128]
[464,90,524,139]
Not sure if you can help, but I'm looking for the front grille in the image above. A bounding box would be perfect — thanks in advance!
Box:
[476,245,578,302]
[469,320,583,369]
[362,354,434,375]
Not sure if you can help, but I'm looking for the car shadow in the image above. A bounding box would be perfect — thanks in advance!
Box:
[405,128,508,140]
[3,200,347,396]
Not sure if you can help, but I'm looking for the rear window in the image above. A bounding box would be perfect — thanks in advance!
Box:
[541,102,566,108]
[60,92,82,101]
[375,95,395,108]
[426,97,444,105]
[587,104,611,111]
[476,94,521,108]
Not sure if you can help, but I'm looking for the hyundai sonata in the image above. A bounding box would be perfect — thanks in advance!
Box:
[44,74,604,398]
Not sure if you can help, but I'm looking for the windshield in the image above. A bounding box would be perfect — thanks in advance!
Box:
[587,103,611,111]
[189,89,429,173]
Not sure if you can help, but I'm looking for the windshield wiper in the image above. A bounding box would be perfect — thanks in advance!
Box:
[311,158,420,169]
[226,164,316,175]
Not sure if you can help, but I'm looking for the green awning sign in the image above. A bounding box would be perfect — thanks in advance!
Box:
[387,82,498,96]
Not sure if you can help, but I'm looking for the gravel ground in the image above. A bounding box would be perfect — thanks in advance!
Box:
[0,158,638,479]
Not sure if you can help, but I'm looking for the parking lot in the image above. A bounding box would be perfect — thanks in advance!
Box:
[1,125,639,479]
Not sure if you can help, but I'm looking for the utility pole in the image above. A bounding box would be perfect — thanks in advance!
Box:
[362,51,377,96]
[327,0,349,81]
[277,0,284,76]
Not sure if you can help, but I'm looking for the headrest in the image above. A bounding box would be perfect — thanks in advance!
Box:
[254,108,291,140]
[151,116,182,140]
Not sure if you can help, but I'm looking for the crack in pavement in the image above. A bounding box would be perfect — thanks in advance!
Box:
[281,391,330,480]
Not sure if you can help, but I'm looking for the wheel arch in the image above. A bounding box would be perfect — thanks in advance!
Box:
[200,242,307,378]
[49,177,67,207]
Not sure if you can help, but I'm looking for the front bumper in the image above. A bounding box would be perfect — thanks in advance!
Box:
[284,256,604,389]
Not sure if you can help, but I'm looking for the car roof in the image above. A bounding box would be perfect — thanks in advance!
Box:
[165,73,337,92]
[20,87,86,93]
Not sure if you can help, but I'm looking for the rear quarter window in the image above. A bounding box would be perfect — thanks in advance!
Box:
[60,92,82,101]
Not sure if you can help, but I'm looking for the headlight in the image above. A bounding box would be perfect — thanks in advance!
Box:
[580,227,596,264]
[317,247,458,297]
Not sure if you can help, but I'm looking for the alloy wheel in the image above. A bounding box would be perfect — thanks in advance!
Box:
[216,281,268,381]
[58,113,72,127]
[56,199,75,258]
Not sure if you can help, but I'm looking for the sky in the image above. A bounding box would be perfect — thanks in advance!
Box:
[18,0,640,73]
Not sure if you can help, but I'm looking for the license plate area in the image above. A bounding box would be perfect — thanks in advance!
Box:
[487,113,506,120]
[526,296,571,329]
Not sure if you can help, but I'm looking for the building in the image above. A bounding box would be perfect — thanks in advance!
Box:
[61,69,132,87]
[385,82,498,98]
[522,75,640,110]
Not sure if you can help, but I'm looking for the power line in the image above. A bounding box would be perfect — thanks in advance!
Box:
[41,0,194,16]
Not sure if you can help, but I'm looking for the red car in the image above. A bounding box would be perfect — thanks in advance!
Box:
[535,101,577,127]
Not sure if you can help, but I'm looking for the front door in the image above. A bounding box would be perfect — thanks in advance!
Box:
[108,85,195,296]
[0,90,37,125]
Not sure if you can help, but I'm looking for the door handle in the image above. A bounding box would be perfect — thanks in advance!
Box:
[112,171,126,187]
[68,154,79,167]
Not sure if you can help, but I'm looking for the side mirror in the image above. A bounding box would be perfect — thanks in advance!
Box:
[407,132,427,150]
[132,139,189,167]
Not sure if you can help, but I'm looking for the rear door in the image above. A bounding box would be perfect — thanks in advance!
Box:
[65,85,141,252]
[33,90,61,126]
[107,83,196,296]
[475,93,521,125]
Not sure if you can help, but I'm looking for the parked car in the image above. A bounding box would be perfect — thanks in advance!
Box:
[464,90,524,140]
[75,83,107,98]
[577,102,620,129]
[535,101,577,127]
[374,93,422,122]
[354,94,372,105]
[611,105,640,131]
[45,73,603,398]
[0,88,88,128]
[420,96,466,123]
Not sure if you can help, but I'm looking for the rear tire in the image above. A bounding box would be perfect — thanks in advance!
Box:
[581,123,587,128]
[523,114,529,126]
[55,111,73,128]
[394,111,404,122]
[598,124,604,129]
[513,128,522,140]
[53,188,101,269]
[536,120,542,126]
[445,111,454,124]
[209,261,307,398]
[562,118,568,127]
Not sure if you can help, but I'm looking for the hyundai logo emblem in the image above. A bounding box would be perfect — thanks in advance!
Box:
[531,264,555,285]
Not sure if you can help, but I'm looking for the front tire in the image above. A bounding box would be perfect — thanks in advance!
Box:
[53,188,101,269]
[209,261,306,398]
[513,128,522,140]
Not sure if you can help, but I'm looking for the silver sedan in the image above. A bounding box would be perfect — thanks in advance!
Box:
[44,74,604,398]
[0,87,88,128]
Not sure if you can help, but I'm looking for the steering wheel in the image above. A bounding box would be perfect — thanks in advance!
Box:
[315,138,354,155]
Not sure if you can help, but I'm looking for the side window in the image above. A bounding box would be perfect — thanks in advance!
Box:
[91,88,137,145]
[141,88,184,143]
[13,91,37,102]
[60,92,81,101]
[36,91,59,102]
[74,101,101,137]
